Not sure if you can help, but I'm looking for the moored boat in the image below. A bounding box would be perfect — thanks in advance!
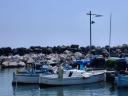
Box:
[39,69,105,86]
[12,65,54,84]
[115,73,128,87]
[12,72,39,84]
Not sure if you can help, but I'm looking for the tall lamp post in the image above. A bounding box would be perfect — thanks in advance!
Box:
[87,11,103,55]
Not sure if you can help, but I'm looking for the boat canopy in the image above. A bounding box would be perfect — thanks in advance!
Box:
[75,59,90,65]
[75,59,90,70]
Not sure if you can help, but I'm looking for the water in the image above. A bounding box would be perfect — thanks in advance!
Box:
[0,69,128,96]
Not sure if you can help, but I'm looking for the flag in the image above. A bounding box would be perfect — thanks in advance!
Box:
[91,21,95,24]
[95,15,103,17]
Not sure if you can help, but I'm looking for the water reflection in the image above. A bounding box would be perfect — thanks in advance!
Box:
[13,84,40,96]
[13,82,106,96]
[117,88,128,96]
[1,69,127,96]
[40,82,106,96]
[12,82,128,96]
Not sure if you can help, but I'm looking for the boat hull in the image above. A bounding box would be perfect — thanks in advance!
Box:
[39,71,105,86]
[115,74,128,87]
[12,73,39,84]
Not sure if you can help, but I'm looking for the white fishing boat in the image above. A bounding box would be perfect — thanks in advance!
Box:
[12,65,54,84]
[12,72,39,84]
[39,69,105,86]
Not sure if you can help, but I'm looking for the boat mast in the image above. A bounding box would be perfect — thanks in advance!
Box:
[109,14,112,57]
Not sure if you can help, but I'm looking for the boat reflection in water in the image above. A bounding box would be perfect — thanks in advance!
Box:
[40,82,106,96]
[117,88,128,96]
[13,82,106,96]
[13,84,40,96]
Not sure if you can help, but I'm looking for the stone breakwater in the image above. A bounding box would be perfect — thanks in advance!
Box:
[0,50,87,68]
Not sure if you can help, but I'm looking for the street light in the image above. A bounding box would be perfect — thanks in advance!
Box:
[86,11,103,54]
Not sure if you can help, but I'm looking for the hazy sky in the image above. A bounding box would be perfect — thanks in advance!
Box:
[0,0,128,48]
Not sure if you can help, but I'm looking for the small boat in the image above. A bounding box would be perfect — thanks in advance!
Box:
[12,72,40,84]
[12,65,54,84]
[115,73,128,87]
[115,63,128,87]
[39,69,105,86]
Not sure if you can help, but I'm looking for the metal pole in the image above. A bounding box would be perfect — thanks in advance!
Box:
[109,14,112,57]
[90,11,92,54]
[87,11,102,56]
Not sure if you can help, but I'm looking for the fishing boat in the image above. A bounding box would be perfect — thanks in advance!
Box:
[115,70,128,87]
[12,71,40,84]
[39,68,105,86]
[114,59,128,87]
[12,65,54,84]
[115,74,128,87]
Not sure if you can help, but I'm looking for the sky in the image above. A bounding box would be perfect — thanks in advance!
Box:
[0,0,128,48]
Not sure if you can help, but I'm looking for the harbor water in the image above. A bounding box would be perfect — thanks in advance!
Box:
[0,68,128,96]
